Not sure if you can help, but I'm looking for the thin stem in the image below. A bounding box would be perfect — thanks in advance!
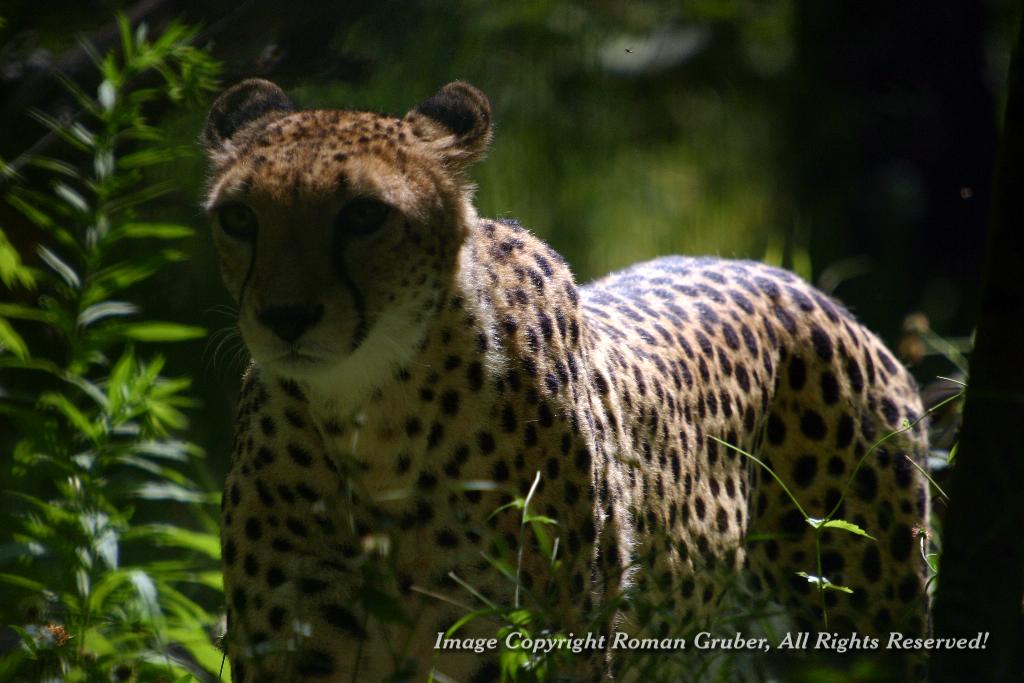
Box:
[826,389,964,521]
[709,436,809,520]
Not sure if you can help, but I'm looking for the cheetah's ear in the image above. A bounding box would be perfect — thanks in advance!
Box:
[405,81,492,172]
[203,79,294,163]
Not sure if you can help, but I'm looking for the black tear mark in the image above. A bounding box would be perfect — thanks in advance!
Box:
[238,237,258,312]
[332,233,368,350]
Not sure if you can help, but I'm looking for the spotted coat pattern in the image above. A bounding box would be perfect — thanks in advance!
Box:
[205,81,929,682]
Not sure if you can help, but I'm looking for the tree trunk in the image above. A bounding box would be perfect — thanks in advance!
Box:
[929,12,1024,683]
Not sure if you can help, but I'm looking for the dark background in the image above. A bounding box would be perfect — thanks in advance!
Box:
[1,0,1015,478]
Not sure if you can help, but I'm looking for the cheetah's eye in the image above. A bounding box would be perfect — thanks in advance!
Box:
[336,199,391,236]
[217,204,258,241]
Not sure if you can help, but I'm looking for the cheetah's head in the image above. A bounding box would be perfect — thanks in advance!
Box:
[203,80,491,397]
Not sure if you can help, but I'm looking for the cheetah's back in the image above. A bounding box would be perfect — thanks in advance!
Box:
[579,255,929,640]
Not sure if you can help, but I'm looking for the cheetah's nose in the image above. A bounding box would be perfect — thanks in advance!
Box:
[258,304,324,343]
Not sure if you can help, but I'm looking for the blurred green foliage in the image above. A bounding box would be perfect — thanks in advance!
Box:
[0,17,225,682]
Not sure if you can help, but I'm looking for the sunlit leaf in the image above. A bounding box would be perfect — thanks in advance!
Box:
[38,391,99,440]
[529,519,554,559]
[0,572,47,593]
[69,122,97,148]
[27,110,92,151]
[37,245,81,289]
[27,156,81,179]
[79,301,139,327]
[94,148,115,180]
[5,493,77,528]
[55,70,100,113]
[7,193,56,230]
[118,148,187,169]
[0,229,37,289]
[90,569,131,611]
[0,303,57,324]
[53,181,90,213]
[136,440,193,461]
[0,541,46,564]
[104,180,175,213]
[133,482,215,504]
[171,631,229,678]
[81,511,119,569]
[64,374,110,410]
[796,571,854,593]
[820,518,875,539]
[115,322,206,342]
[98,79,117,111]
[126,524,220,559]
[0,318,29,359]
[118,222,195,239]
[807,517,876,540]
[117,12,135,63]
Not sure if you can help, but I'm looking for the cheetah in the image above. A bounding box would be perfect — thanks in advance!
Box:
[204,80,930,682]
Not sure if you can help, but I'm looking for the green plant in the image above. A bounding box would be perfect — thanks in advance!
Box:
[0,16,223,682]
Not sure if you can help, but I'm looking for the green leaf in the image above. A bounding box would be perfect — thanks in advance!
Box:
[118,222,195,239]
[89,569,131,611]
[0,572,47,593]
[6,192,56,230]
[68,122,97,149]
[54,70,100,114]
[0,541,45,564]
[820,519,875,539]
[795,571,854,593]
[65,374,110,411]
[115,322,206,342]
[0,303,58,324]
[94,149,114,180]
[529,518,555,560]
[806,517,876,540]
[0,643,29,677]
[117,148,188,170]
[0,318,29,360]
[127,524,220,559]
[136,440,193,461]
[86,249,186,302]
[27,156,81,179]
[7,492,79,526]
[133,482,215,504]
[37,245,81,289]
[104,180,175,214]
[78,301,139,327]
[117,12,135,63]
[53,181,90,214]
[39,391,99,441]
[27,110,93,151]
[98,80,117,111]
[81,511,120,569]
[0,229,37,289]
[523,514,557,526]
[129,569,162,622]
[444,608,498,639]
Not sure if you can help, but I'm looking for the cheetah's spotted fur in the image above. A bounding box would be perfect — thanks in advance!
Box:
[204,80,929,682]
